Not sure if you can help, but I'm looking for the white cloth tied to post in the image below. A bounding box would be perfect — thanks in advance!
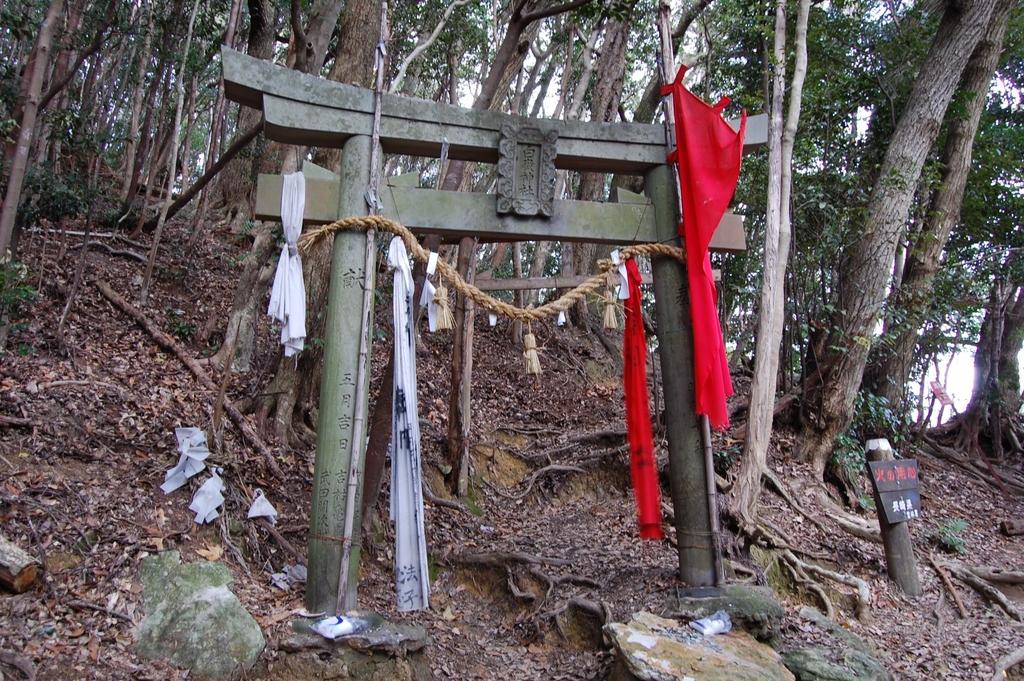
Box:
[268,172,307,356]
[387,236,431,611]
[611,249,630,300]
[246,488,279,525]
[189,468,225,524]
[419,250,441,333]
[161,427,210,494]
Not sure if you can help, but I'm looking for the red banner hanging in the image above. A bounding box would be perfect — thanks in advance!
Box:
[623,258,664,540]
[660,65,746,429]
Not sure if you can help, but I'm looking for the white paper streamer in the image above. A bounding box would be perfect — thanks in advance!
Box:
[420,251,441,333]
[189,469,225,524]
[488,313,497,327]
[611,249,630,300]
[387,236,430,611]
[268,172,306,356]
[557,311,566,327]
[161,427,209,494]
[246,488,279,525]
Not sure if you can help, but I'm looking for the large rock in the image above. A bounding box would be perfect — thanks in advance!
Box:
[137,551,265,678]
[258,617,431,680]
[666,584,786,642]
[782,647,892,681]
[605,611,795,681]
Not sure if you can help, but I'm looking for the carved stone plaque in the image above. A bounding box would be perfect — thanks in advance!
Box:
[496,123,557,217]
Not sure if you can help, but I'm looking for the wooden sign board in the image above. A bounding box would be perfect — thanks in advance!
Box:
[929,380,954,407]
[868,459,921,524]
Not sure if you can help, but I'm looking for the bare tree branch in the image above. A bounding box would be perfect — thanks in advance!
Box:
[391,0,473,93]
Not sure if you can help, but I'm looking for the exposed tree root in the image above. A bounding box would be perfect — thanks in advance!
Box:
[423,484,473,515]
[991,645,1024,681]
[69,240,146,263]
[920,434,1024,496]
[542,596,613,641]
[444,550,572,569]
[0,649,36,681]
[805,486,881,544]
[783,549,871,621]
[530,429,627,462]
[944,561,1024,622]
[511,464,586,500]
[927,554,968,619]
[763,469,830,535]
[778,552,835,620]
[965,565,1024,586]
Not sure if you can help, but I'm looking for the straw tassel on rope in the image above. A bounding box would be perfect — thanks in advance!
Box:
[603,288,619,331]
[432,281,454,331]
[523,326,541,375]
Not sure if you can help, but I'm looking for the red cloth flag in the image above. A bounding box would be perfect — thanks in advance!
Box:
[660,65,746,429]
[623,258,664,540]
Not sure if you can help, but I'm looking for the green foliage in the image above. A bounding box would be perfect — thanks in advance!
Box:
[167,308,196,341]
[0,259,35,320]
[19,165,89,226]
[832,391,905,476]
[928,518,969,555]
[714,441,740,475]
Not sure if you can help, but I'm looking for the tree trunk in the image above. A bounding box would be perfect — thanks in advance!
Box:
[140,0,202,305]
[257,0,378,446]
[570,16,629,327]
[797,0,1000,477]
[865,0,1015,415]
[214,0,278,223]
[446,238,478,495]
[0,0,65,257]
[732,0,809,522]
[959,271,1024,459]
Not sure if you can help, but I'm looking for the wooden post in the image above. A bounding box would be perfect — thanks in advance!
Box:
[867,439,922,597]
[646,164,718,586]
[307,134,376,614]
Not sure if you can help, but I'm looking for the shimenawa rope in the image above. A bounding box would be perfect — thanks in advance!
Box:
[299,214,685,324]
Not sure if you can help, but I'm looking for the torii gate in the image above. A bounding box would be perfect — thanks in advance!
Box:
[221,48,766,615]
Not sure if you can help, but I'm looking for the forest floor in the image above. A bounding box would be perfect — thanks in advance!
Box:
[1,217,1023,680]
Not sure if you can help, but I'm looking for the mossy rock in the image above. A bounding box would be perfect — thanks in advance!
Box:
[782,647,892,681]
[605,611,794,681]
[666,584,786,643]
[137,551,265,679]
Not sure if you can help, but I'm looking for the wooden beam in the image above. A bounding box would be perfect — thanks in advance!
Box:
[255,172,746,252]
[223,48,767,175]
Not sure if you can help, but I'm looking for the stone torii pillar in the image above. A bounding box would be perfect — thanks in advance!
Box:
[222,48,766,614]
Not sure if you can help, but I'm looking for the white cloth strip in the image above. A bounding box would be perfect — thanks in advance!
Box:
[387,236,431,611]
[268,172,307,356]
[611,249,630,300]
[420,251,440,332]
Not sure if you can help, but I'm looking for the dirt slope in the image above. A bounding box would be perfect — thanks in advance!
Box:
[1,220,1022,680]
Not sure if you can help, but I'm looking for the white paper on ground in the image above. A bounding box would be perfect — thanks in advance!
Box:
[246,488,279,525]
[189,469,225,524]
[161,427,210,494]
